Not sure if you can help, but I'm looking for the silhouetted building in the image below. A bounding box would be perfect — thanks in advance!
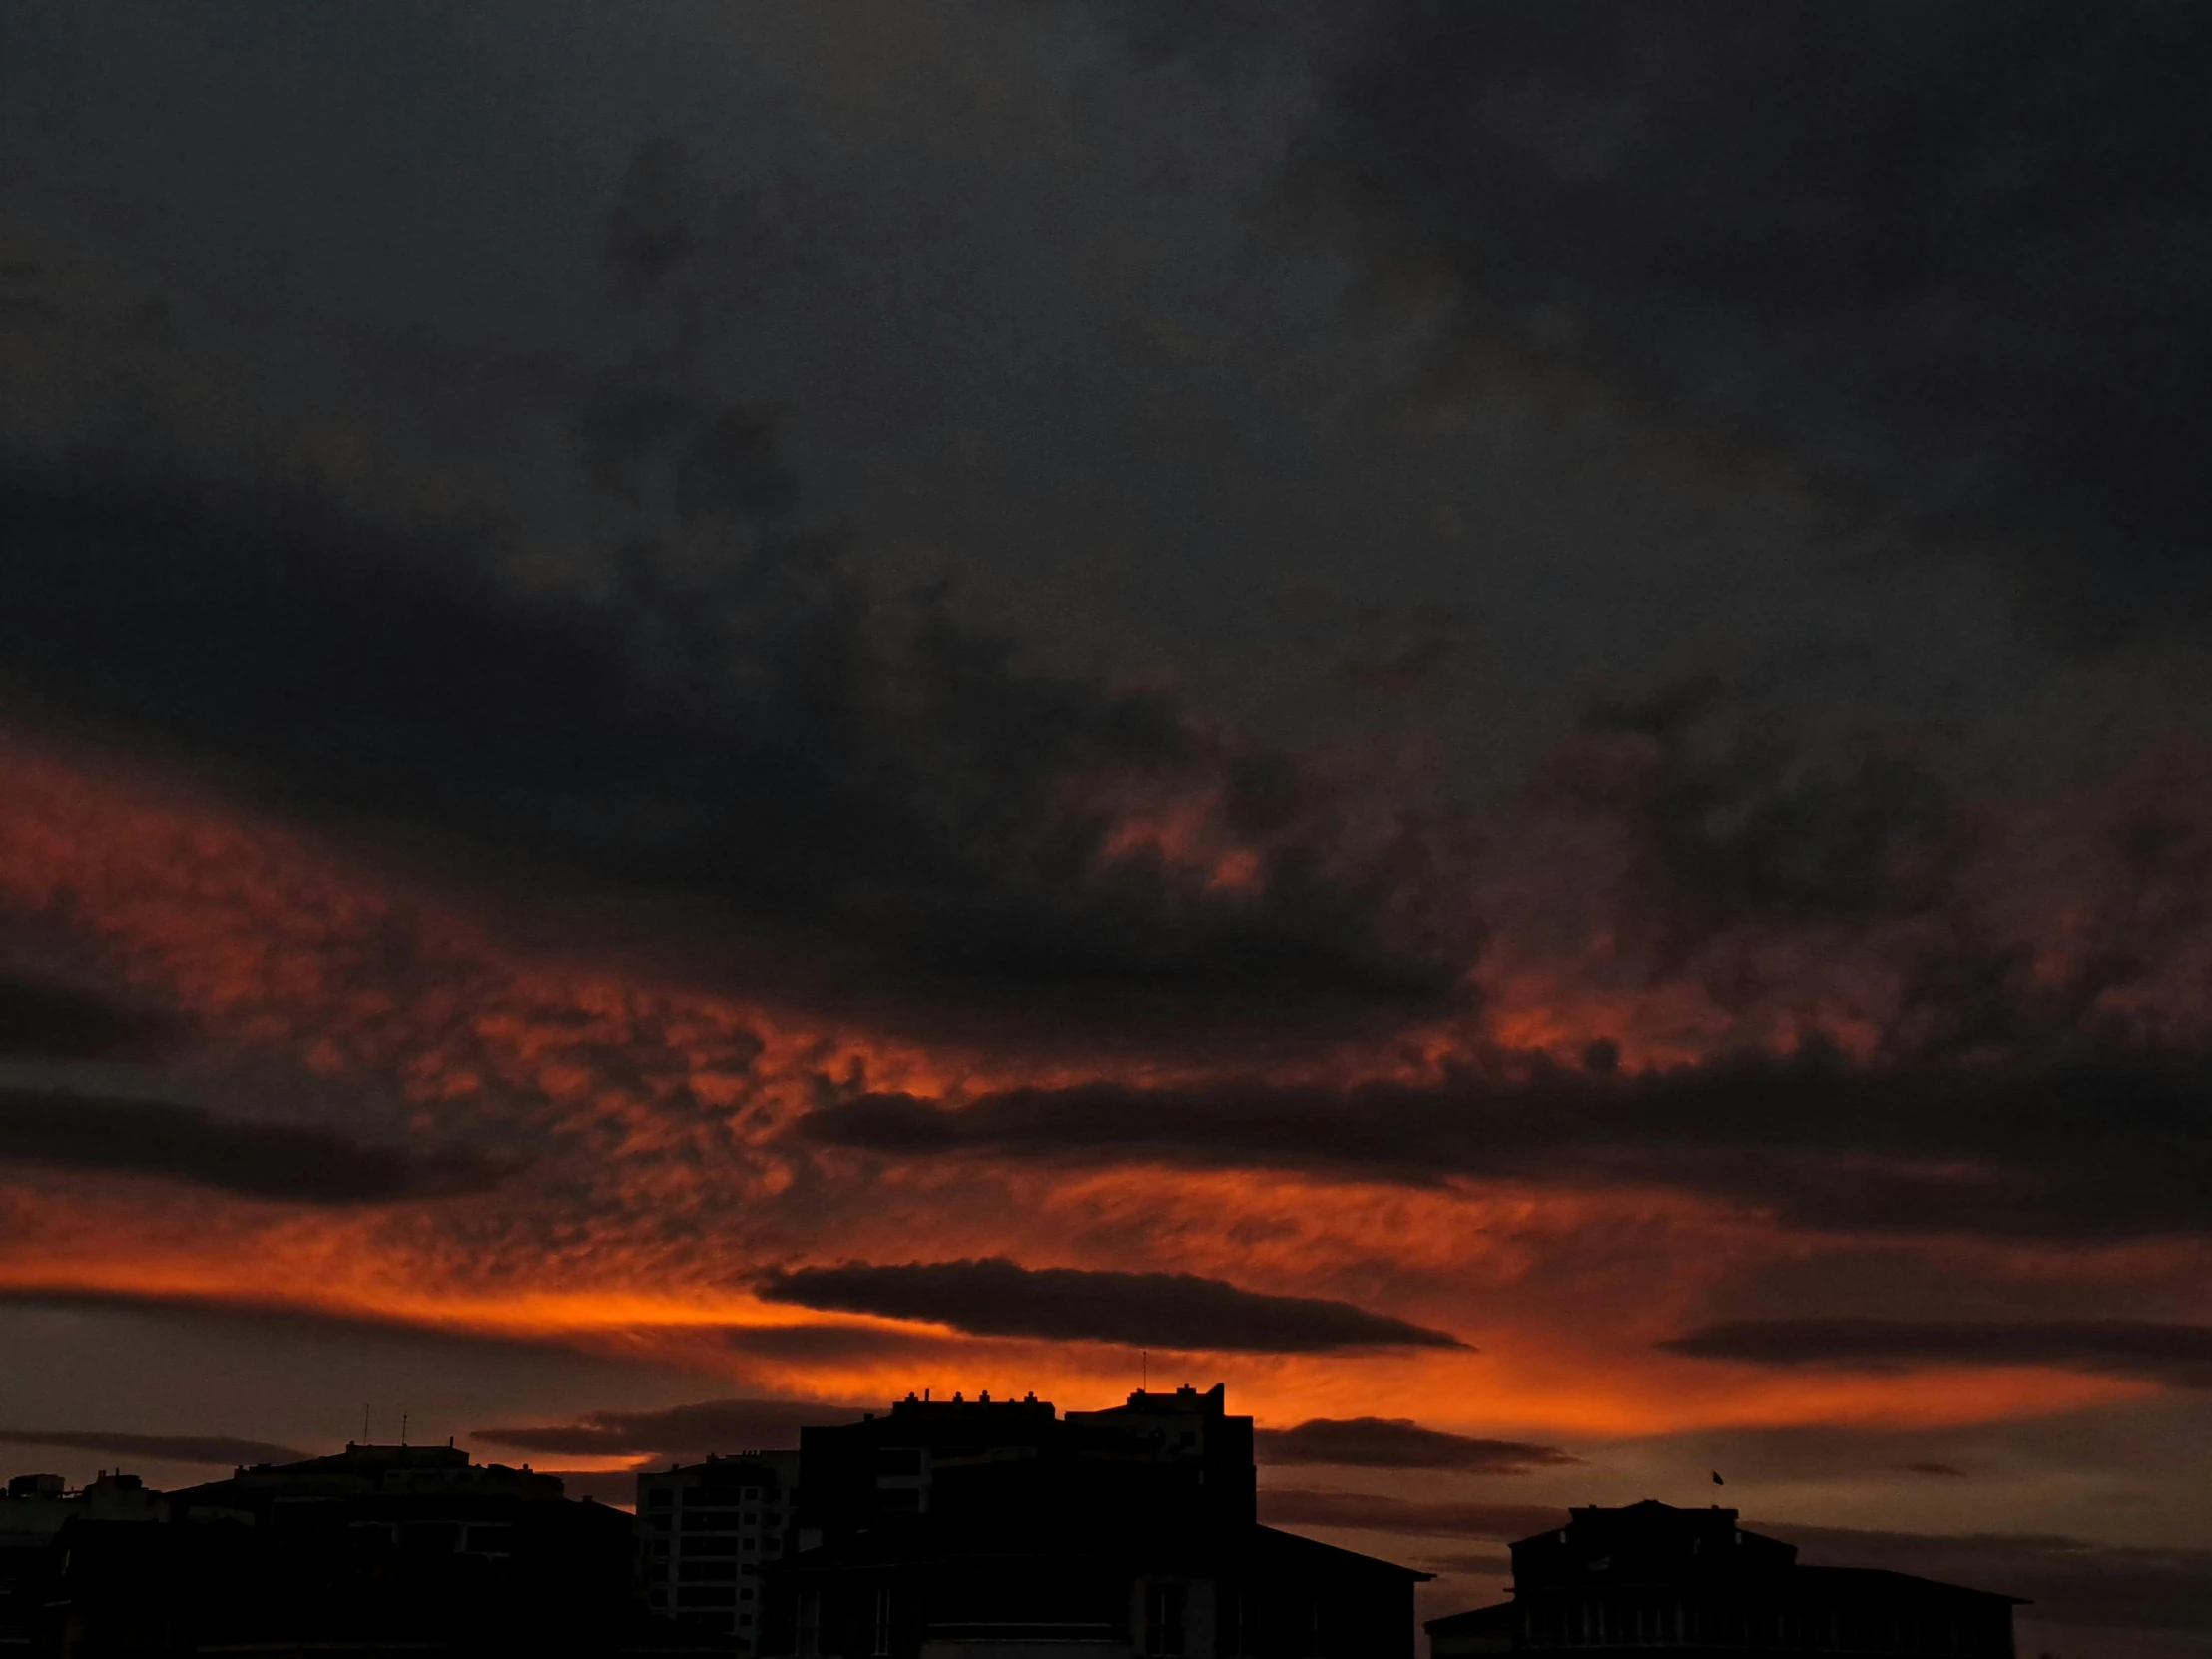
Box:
[1424,1501,2020,1657]
[797,1385,1257,1542]
[764,1385,1425,1659]
[637,1452,801,1649]
[2,1471,169,1652]
[2,1471,165,1539]
[10,1442,637,1656]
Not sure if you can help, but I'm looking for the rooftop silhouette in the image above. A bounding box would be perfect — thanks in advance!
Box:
[1427,1499,2020,1658]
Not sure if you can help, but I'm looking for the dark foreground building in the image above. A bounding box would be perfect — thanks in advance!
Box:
[762,1385,1426,1659]
[7,1442,638,1656]
[1425,1501,2020,1658]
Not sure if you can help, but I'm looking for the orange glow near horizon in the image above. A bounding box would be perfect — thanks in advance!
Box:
[0,727,2204,1461]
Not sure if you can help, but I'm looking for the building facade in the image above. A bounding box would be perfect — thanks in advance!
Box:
[636,1451,802,1649]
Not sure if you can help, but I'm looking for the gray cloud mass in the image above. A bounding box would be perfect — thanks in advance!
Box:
[1255,0,2212,646]
[0,970,185,1063]
[0,1428,307,1467]
[1663,1319,2212,1388]
[0,1089,511,1204]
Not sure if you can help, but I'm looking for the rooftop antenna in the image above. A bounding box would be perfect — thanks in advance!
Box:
[1142,1350,1148,1390]
[363,1404,371,1443]
[400,1412,408,1446]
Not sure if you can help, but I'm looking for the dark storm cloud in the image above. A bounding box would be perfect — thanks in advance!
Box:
[1247,0,2212,644]
[754,1258,1466,1353]
[473,1396,864,1459]
[0,444,1462,1047]
[0,971,184,1062]
[0,1088,510,1203]
[1664,1319,2212,1388]
[0,1428,306,1466]
[1755,1521,2212,1640]
[1257,1488,1565,1541]
[1254,1417,1575,1473]
[1552,679,1956,951]
[800,1045,2212,1240]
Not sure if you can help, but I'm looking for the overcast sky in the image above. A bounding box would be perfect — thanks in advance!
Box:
[4,5,2212,1652]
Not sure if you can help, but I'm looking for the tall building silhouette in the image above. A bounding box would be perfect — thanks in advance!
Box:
[637,1451,802,1648]
[762,1384,1427,1659]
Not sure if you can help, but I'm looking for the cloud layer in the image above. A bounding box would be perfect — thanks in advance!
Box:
[0,1089,510,1204]
[0,970,182,1062]
[801,1046,2212,1240]
[0,1428,307,1467]
[1254,1417,1576,1473]
[1271,0,2212,643]
[1256,1489,1566,1542]
[473,1397,865,1459]
[1665,1320,2212,1388]
[0,451,1463,1049]
[755,1259,1465,1353]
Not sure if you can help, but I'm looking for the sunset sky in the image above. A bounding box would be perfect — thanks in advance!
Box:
[4,5,2212,1654]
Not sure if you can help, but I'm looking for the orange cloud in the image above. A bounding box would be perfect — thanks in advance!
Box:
[0,727,2202,1454]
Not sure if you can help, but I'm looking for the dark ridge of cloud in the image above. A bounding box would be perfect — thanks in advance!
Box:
[0,1428,307,1467]
[473,1397,865,1459]
[1756,1521,2212,1639]
[1662,1319,2212,1388]
[1260,1,2212,646]
[0,1087,512,1204]
[0,449,1467,1051]
[1258,1488,1565,1542]
[1254,1417,1575,1473]
[0,971,185,1063]
[800,1043,2212,1241]
[1416,1551,1514,1579]
[1902,1461,1968,1478]
[754,1258,1466,1353]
